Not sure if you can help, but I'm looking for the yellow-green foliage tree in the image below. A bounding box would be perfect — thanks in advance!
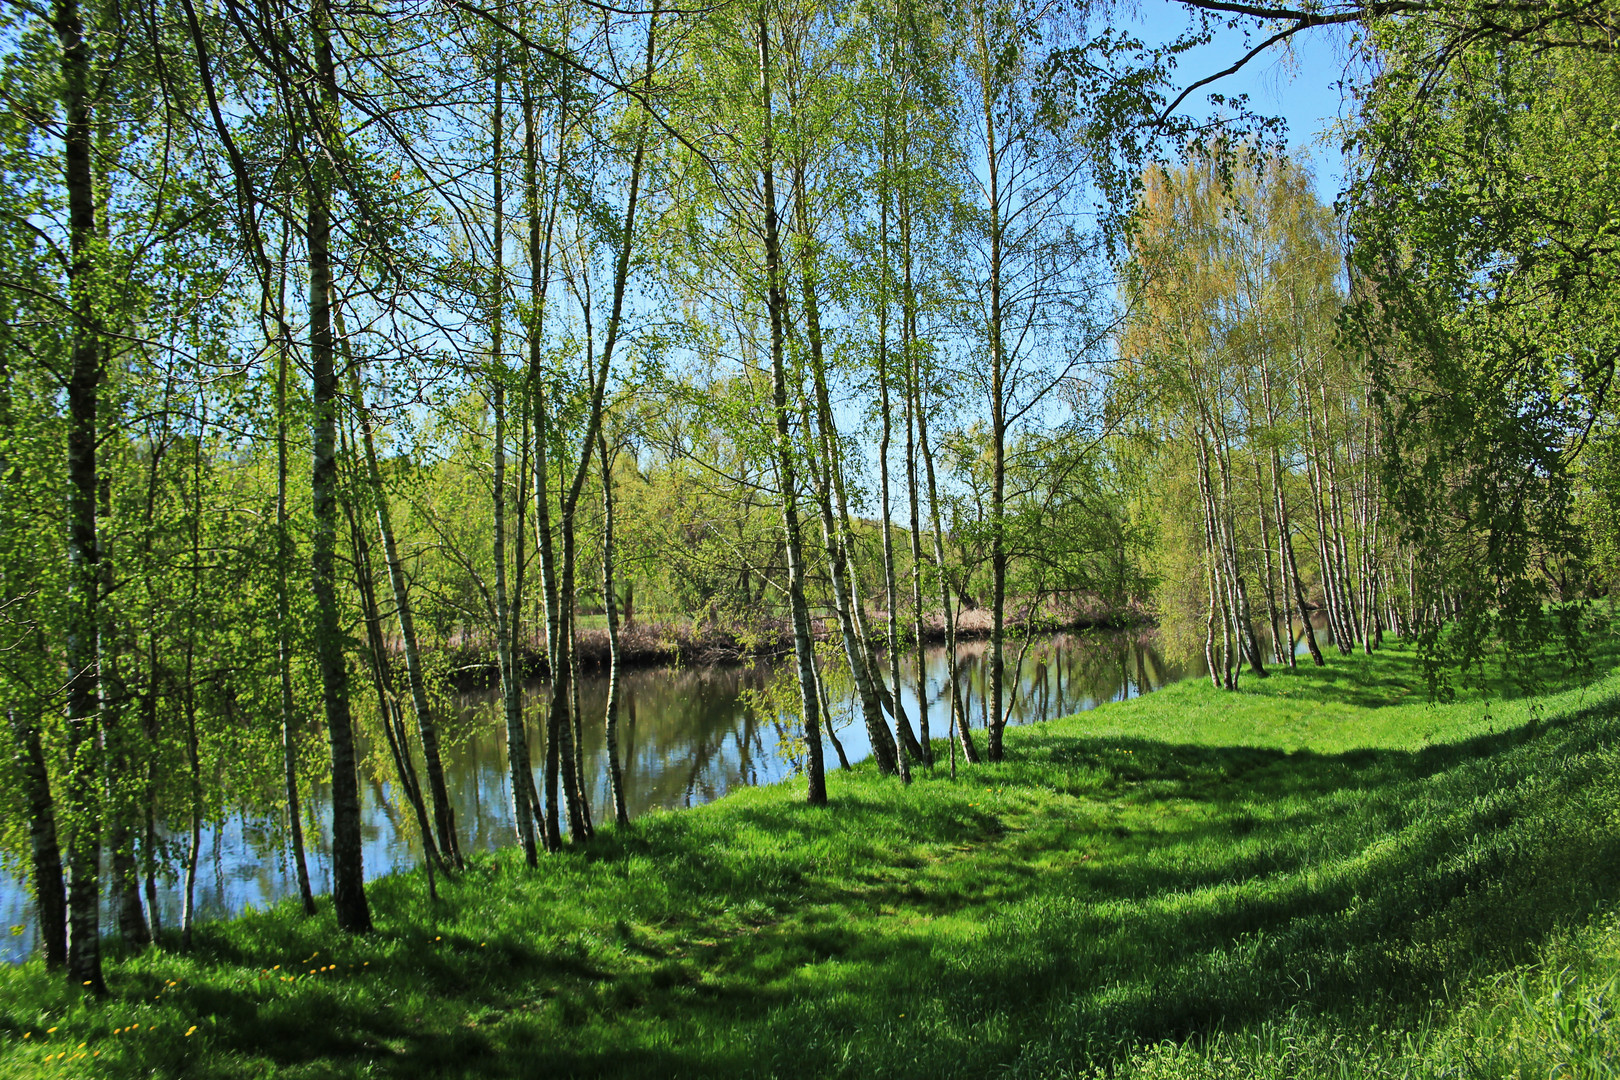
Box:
[1119,149,1389,687]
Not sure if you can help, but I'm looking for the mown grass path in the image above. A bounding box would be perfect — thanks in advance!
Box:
[4,636,1619,1078]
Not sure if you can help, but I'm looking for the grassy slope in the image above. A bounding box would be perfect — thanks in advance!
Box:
[3,636,1619,1079]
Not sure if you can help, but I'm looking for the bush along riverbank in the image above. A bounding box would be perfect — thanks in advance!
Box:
[3,636,1619,1079]
[436,600,1148,688]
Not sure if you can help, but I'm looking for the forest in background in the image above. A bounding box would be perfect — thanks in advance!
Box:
[2,0,1617,996]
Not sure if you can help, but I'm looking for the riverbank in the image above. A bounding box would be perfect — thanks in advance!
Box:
[437,602,1149,688]
[3,636,1618,1079]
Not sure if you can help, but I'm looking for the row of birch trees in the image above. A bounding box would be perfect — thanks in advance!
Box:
[1119,152,1425,689]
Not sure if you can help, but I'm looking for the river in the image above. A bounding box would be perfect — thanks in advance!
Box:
[1,629,1187,962]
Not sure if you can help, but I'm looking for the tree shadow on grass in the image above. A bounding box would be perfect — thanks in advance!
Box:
[1248,627,1620,710]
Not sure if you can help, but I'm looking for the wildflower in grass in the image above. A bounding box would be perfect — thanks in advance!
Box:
[185,1027,197,1037]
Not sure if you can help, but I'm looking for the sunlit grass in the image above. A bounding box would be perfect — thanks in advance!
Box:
[2,633,1619,1078]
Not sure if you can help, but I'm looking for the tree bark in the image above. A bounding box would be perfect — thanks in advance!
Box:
[490,36,541,867]
[791,212,902,778]
[759,16,826,805]
[1258,359,1322,666]
[524,73,566,854]
[345,360,461,870]
[344,471,440,900]
[57,0,105,991]
[11,709,66,968]
[598,429,629,827]
[275,292,318,914]
[915,319,978,766]
[308,0,370,934]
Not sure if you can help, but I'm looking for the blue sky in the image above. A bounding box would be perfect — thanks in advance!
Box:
[1126,4,1362,201]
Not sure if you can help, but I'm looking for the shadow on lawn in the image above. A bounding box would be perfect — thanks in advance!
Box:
[162,680,1620,1079]
[1241,625,1620,710]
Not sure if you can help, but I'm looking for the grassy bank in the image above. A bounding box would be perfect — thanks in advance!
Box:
[4,636,1619,1079]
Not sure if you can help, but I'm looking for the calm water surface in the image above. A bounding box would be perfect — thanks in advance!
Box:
[1,630,1186,962]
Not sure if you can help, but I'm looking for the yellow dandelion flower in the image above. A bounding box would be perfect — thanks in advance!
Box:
[46,1027,57,1034]
[185,1027,197,1037]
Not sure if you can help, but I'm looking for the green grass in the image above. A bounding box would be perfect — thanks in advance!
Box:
[4,635,1620,1078]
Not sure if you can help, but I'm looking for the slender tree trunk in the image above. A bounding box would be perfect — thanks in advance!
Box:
[275,296,318,914]
[140,642,161,938]
[598,429,629,828]
[344,360,460,870]
[181,405,206,949]
[98,456,146,950]
[539,4,656,839]
[1279,482,1324,666]
[793,271,902,778]
[57,0,105,993]
[0,332,67,967]
[526,77,565,854]
[1251,444,1284,664]
[566,564,595,838]
[98,424,148,948]
[903,281,931,767]
[916,340,977,765]
[345,471,440,900]
[11,710,66,968]
[878,300,919,773]
[1259,361,1322,667]
[1210,416,1267,678]
[1300,386,1350,654]
[798,382,903,777]
[308,0,370,933]
[873,142,922,771]
[1317,376,1361,646]
[759,17,826,805]
[1196,434,1223,688]
[489,39,540,868]
[811,657,852,771]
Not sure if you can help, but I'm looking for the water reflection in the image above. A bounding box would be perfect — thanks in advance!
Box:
[1,630,1184,962]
